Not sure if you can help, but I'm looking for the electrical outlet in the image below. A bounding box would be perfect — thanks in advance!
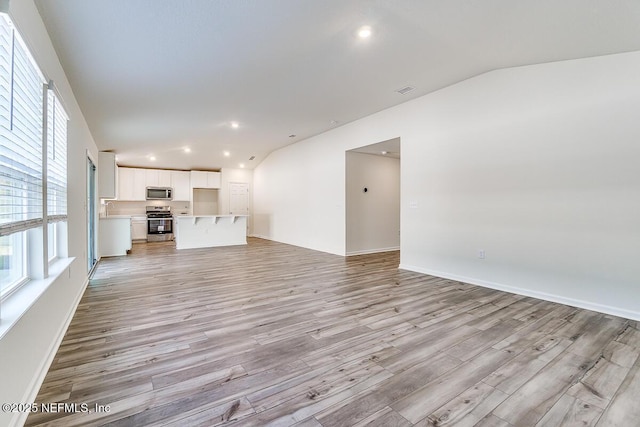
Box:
[478,250,485,259]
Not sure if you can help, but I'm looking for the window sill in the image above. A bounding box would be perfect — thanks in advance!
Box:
[0,257,75,340]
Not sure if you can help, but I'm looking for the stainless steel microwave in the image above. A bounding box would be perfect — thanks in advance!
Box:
[146,187,173,200]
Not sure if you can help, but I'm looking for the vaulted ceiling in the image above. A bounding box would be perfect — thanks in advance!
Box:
[34,0,640,170]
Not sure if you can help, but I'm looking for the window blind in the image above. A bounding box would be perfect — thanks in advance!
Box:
[0,14,45,237]
[0,14,10,129]
[47,89,67,221]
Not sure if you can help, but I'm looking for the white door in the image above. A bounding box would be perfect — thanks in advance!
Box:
[229,182,249,214]
[230,182,249,235]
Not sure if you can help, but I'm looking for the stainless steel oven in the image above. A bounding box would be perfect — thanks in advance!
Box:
[146,206,173,242]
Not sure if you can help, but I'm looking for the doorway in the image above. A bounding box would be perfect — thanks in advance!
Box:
[346,138,401,256]
[87,156,97,274]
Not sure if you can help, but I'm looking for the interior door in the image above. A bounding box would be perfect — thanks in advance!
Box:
[229,182,249,234]
[229,182,249,215]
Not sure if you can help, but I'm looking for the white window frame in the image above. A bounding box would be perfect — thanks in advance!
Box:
[0,12,69,311]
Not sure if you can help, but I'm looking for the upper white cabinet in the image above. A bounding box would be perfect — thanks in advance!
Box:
[98,152,118,199]
[191,171,221,189]
[117,167,131,201]
[146,169,171,187]
[118,167,192,201]
[171,171,191,201]
[118,167,147,201]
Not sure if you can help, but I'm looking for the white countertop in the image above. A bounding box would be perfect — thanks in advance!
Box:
[99,215,132,220]
[100,215,160,220]
[177,214,249,218]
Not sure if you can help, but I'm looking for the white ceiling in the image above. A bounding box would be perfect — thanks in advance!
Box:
[34,0,640,171]
[351,138,400,159]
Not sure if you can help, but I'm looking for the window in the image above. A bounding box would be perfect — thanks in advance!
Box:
[46,77,67,264]
[47,90,67,221]
[0,13,68,301]
[47,222,56,262]
[0,232,26,294]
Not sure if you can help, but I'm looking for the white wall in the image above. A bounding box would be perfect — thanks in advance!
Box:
[346,152,400,255]
[0,2,99,426]
[253,141,347,254]
[253,50,640,320]
[193,188,219,215]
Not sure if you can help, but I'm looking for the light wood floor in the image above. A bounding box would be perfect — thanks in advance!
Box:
[27,238,640,426]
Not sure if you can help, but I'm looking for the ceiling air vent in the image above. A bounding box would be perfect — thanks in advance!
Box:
[395,86,415,95]
[249,156,255,161]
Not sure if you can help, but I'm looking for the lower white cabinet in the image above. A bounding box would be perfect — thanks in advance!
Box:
[131,218,148,241]
[99,218,132,256]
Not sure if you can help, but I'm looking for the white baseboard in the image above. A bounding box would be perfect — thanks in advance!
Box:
[13,275,89,427]
[346,246,400,256]
[399,263,640,322]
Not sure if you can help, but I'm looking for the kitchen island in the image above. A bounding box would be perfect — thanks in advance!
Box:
[99,216,132,256]
[175,215,248,250]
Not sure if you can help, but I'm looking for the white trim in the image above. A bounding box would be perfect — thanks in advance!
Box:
[0,257,74,339]
[346,246,400,256]
[85,148,97,164]
[398,263,640,321]
[248,234,344,256]
[12,267,86,427]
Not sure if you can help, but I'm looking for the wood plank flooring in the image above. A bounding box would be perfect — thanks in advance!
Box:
[26,238,640,426]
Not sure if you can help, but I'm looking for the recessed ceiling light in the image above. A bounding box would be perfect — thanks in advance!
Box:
[358,26,372,39]
[149,156,156,161]
[184,147,191,153]
[231,121,239,129]
[239,163,245,168]
[223,151,230,157]
[381,151,388,155]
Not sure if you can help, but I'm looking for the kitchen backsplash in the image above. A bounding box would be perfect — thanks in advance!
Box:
[102,201,190,217]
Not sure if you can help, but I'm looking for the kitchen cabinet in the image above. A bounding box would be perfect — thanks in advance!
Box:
[191,171,221,189]
[98,152,118,199]
[171,171,191,201]
[118,167,206,201]
[99,217,131,256]
[118,167,146,201]
[117,168,133,200]
[146,169,171,188]
[131,218,148,241]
